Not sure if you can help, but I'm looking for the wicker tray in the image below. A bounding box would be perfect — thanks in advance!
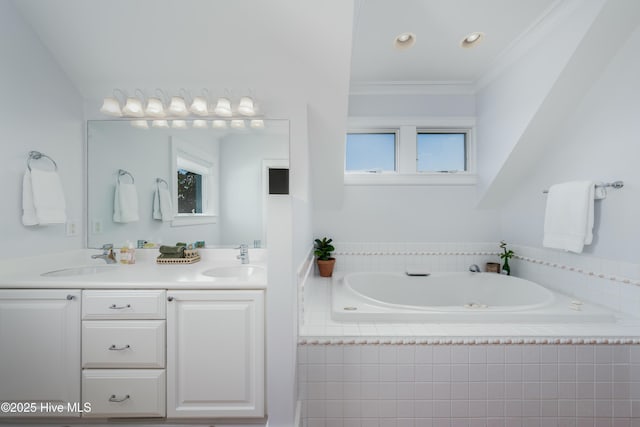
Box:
[156,255,201,264]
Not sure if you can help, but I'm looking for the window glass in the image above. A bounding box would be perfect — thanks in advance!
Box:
[417,132,466,172]
[177,169,203,214]
[345,132,396,172]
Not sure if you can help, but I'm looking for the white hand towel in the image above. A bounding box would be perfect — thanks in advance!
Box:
[22,169,67,225]
[152,187,162,220]
[158,187,173,222]
[543,181,594,253]
[113,182,139,223]
[22,170,38,226]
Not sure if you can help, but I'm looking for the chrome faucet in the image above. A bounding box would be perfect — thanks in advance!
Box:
[469,264,481,273]
[92,244,117,264]
[236,244,250,264]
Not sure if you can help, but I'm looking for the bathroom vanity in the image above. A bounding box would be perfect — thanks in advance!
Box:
[0,250,266,423]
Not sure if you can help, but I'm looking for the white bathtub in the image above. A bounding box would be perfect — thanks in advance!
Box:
[332,272,616,323]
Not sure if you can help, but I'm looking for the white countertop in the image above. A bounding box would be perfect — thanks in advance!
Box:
[0,249,267,290]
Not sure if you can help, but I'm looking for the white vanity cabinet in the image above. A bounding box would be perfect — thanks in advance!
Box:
[0,289,81,417]
[166,290,265,418]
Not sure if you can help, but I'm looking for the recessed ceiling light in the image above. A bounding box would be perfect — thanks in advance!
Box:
[460,32,484,48]
[394,32,416,50]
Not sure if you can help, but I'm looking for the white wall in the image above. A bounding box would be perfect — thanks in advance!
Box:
[0,0,84,259]
[500,24,640,264]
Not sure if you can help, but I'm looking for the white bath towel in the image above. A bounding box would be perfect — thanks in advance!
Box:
[543,181,594,253]
[153,184,173,222]
[22,169,67,226]
[113,182,139,223]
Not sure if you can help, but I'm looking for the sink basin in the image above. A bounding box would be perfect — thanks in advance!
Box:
[201,265,265,280]
[41,266,118,277]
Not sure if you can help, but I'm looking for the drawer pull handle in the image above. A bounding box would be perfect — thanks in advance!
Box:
[109,304,131,310]
[108,344,131,351]
[108,394,130,403]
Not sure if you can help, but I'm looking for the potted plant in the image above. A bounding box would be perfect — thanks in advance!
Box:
[314,237,336,277]
[499,240,515,275]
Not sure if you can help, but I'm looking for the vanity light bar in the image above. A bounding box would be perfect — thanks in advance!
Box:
[101,89,258,119]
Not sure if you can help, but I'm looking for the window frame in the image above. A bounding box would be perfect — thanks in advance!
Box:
[344,117,476,186]
[344,129,399,174]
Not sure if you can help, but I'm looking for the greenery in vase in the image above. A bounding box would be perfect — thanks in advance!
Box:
[499,240,514,275]
[314,237,335,261]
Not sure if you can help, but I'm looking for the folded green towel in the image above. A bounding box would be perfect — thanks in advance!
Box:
[157,253,185,259]
[159,245,185,256]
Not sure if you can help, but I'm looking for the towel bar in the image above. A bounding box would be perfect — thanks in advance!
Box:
[27,151,58,171]
[118,169,135,184]
[543,181,623,194]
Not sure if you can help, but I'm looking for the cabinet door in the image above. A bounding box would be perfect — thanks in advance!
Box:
[0,289,81,418]
[167,290,264,418]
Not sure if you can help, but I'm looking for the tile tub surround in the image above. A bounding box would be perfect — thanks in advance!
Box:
[298,343,640,427]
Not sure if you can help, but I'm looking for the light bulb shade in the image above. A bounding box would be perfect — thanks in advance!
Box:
[152,120,169,128]
[171,120,188,129]
[100,97,122,117]
[237,96,255,116]
[214,97,232,117]
[192,119,208,129]
[130,120,149,129]
[145,97,166,118]
[212,120,227,128]
[190,96,209,116]
[250,119,265,129]
[122,97,144,117]
[230,119,245,129]
[168,96,189,117]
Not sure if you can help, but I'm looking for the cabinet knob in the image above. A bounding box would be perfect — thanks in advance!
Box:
[108,394,130,403]
[167,296,174,302]
[66,294,75,300]
[108,304,131,310]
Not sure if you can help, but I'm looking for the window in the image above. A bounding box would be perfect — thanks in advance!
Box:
[345,132,396,172]
[177,169,203,214]
[417,131,467,172]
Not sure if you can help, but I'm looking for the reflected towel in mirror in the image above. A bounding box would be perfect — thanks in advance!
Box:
[113,181,139,223]
[152,183,173,221]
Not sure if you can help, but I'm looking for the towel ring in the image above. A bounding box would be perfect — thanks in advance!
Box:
[156,178,169,188]
[117,169,135,184]
[27,151,58,171]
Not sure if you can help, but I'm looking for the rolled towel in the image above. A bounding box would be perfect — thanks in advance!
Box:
[157,253,186,259]
[159,245,185,256]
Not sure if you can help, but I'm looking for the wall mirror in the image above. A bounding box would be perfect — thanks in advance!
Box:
[87,119,289,249]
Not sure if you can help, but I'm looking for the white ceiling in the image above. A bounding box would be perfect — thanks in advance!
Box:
[350,0,558,84]
[14,0,560,98]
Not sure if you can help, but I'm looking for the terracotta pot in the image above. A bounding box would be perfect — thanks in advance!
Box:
[317,258,336,277]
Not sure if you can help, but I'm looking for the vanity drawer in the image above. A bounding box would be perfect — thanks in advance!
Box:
[82,369,165,418]
[82,320,165,368]
[82,290,166,319]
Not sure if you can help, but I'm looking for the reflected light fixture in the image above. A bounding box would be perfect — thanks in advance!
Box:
[214,97,232,117]
[230,119,245,129]
[130,120,149,129]
[212,120,227,129]
[237,96,255,116]
[250,119,264,129]
[171,120,188,129]
[192,119,208,129]
[145,97,166,118]
[152,120,169,128]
